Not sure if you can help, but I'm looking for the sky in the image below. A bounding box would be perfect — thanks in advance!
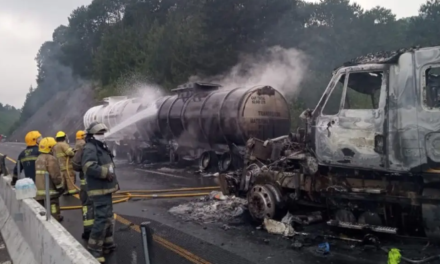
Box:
[0,0,427,109]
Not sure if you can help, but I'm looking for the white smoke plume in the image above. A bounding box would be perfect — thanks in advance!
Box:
[189,46,309,98]
[103,74,165,139]
[114,73,165,100]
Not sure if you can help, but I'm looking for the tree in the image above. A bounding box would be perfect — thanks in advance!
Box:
[11,0,440,135]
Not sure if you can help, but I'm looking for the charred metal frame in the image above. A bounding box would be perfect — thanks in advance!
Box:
[223,46,440,242]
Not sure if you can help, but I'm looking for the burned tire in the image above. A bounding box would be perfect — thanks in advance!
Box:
[169,148,178,163]
[199,151,217,171]
[218,152,232,172]
[127,152,133,163]
[135,151,144,164]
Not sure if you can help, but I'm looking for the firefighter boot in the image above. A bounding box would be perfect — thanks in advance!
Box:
[88,249,105,263]
[103,218,116,254]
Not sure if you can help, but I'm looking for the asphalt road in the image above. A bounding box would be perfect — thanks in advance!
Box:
[0,142,390,264]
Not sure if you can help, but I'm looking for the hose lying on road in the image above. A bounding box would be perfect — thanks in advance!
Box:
[61,161,219,211]
[60,186,219,211]
[1,154,220,211]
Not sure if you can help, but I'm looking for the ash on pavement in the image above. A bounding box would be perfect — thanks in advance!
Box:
[169,191,247,224]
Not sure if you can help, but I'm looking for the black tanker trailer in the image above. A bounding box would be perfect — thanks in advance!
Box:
[84,82,291,170]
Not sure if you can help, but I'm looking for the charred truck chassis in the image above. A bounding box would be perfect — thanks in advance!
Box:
[220,46,440,242]
[84,83,291,171]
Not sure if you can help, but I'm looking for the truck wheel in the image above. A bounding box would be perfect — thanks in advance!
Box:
[112,146,117,158]
[218,152,232,172]
[127,150,135,163]
[136,151,143,164]
[169,149,176,163]
[199,151,217,171]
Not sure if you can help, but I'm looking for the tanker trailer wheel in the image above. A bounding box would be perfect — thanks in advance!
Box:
[199,151,217,172]
[127,150,134,163]
[169,148,179,164]
[111,145,117,158]
[218,152,232,172]
[135,150,144,164]
[422,188,440,242]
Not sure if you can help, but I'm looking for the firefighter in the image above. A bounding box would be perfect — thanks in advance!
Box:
[53,131,77,195]
[12,131,42,185]
[82,122,119,263]
[75,130,86,150]
[73,130,94,239]
[35,137,65,221]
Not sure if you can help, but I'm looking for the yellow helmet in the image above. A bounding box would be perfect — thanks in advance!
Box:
[25,131,42,147]
[55,131,66,138]
[76,130,86,140]
[39,137,57,154]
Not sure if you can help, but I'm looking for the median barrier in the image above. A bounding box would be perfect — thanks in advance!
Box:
[0,173,99,264]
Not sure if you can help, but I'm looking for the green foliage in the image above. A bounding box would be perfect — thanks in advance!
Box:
[0,104,20,136]
[11,0,440,133]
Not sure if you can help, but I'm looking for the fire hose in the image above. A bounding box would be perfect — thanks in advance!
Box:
[59,157,220,211]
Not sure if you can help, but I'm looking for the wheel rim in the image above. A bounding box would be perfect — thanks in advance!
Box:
[247,184,276,221]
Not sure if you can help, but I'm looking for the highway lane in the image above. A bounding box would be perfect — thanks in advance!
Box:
[0,142,383,264]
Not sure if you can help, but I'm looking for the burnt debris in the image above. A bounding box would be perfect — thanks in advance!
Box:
[341,46,421,67]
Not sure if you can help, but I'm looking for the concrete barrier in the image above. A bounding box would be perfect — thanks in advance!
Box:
[0,174,99,264]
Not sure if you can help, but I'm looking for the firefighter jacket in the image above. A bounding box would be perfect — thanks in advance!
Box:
[53,141,75,172]
[81,138,119,197]
[75,139,86,181]
[12,146,39,182]
[35,153,64,200]
[75,139,86,151]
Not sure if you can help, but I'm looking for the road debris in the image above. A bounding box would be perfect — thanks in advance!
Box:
[263,218,295,237]
[387,248,401,264]
[209,191,226,201]
[317,242,330,255]
[168,192,247,224]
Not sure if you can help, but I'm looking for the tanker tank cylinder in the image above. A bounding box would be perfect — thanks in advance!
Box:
[83,96,143,160]
[135,83,291,161]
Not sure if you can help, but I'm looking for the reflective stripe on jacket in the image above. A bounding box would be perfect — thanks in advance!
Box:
[53,141,75,171]
[35,154,64,200]
[81,139,119,197]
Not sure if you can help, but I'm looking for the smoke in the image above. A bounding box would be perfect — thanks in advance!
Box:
[9,40,93,141]
[103,74,165,139]
[189,46,309,98]
[113,73,164,100]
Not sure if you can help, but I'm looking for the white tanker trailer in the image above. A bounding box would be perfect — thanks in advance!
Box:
[83,96,146,160]
[83,82,292,171]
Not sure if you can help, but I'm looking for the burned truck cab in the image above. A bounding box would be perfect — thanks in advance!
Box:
[310,46,440,175]
[224,46,440,242]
